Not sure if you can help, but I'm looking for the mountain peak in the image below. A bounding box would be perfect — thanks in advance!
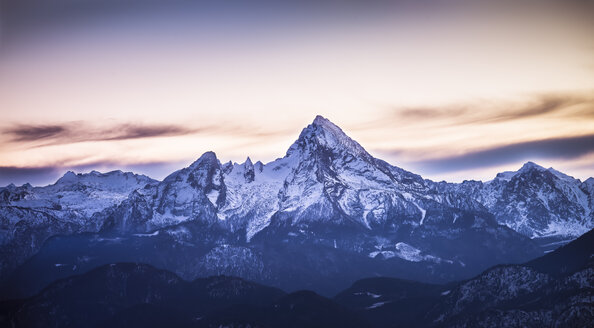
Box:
[56,171,78,184]
[519,161,545,172]
[312,114,331,126]
[244,156,253,166]
[287,115,372,160]
[243,157,255,183]
[189,151,218,169]
[311,115,346,136]
[493,162,550,182]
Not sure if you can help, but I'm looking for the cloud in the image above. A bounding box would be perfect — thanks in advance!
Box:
[367,92,594,128]
[408,134,594,174]
[2,120,295,148]
[397,107,468,120]
[6,125,68,142]
[100,124,195,141]
[467,94,593,124]
[3,122,198,145]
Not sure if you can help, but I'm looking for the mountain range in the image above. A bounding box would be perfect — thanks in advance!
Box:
[0,115,592,299]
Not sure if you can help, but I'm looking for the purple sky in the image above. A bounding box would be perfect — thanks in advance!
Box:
[1,0,593,185]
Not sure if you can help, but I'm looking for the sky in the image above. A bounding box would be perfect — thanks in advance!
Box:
[0,0,593,186]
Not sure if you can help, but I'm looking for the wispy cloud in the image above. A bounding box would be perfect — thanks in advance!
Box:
[2,121,294,147]
[407,134,594,174]
[462,94,594,125]
[4,122,196,145]
[6,125,68,142]
[361,92,594,129]
[101,124,195,141]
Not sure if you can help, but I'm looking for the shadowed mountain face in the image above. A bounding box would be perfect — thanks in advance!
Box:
[1,228,592,328]
[0,262,367,328]
[0,116,592,300]
[0,263,286,328]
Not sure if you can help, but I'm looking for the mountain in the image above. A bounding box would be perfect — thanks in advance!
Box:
[436,161,592,241]
[424,228,594,327]
[2,229,592,328]
[0,116,592,299]
[527,227,594,277]
[334,277,447,327]
[0,262,367,328]
[0,262,285,328]
[0,170,156,280]
[333,228,594,327]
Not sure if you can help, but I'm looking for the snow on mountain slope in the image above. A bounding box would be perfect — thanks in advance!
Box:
[0,170,156,279]
[269,115,460,230]
[1,170,156,219]
[582,177,594,216]
[96,116,439,238]
[98,152,225,233]
[218,157,293,241]
[434,161,593,239]
[102,116,470,240]
[483,162,591,238]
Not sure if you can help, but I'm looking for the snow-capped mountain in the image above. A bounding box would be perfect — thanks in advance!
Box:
[0,171,156,279]
[0,116,592,297]
[436,161,593,239]
[97,115,592,242]
[486,162,592,238]
[100,116,493,237]
[1,170,156,218]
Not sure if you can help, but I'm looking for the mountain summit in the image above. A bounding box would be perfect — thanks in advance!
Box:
[286,115,372,160]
